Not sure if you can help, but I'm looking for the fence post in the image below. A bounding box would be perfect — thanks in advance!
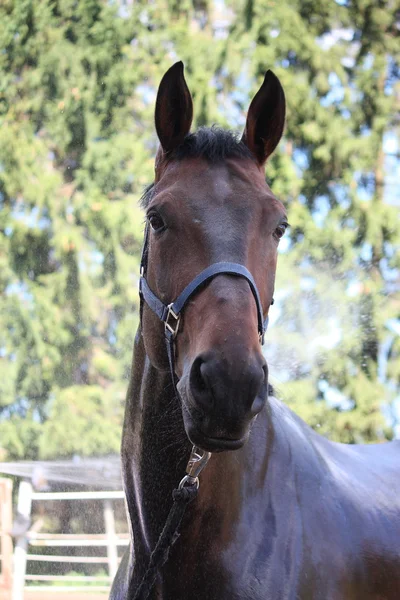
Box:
[103,499,118,580]
[12,481,32,600]
[0,478,13,598]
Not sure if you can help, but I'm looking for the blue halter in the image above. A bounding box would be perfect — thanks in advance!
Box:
[138,223,272,387]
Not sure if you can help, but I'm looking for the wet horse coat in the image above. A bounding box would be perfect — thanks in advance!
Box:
[110,63,400,600]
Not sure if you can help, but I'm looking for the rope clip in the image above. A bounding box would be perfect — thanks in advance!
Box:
[178,446,211,489]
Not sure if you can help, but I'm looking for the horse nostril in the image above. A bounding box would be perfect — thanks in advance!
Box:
[191,356,204,390]
[250,362,268,417]
[262,362,268,383]
[190,356,213,408]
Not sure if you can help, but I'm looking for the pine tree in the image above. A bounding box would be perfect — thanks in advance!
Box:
[0,0,398,459]
[0,0,144,458]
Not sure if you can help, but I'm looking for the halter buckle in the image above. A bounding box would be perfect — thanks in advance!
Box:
[165,304,180,338]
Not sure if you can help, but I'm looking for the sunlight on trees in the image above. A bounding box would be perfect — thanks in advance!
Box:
[0,0,399,459]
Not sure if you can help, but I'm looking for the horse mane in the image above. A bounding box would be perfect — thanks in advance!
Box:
[140,126,255,208]
[170,126,254,162]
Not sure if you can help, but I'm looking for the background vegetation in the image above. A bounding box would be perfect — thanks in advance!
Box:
[0,0,399,460]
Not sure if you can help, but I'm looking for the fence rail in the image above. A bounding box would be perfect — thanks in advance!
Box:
[28,539,129,547]
[28,533,129,540]
[26,555,116,564]
[24,586,110,593]
[30,491,125,501]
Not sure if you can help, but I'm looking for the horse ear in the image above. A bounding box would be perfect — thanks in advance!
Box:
[155,61,193,154]
[242,70,286,166]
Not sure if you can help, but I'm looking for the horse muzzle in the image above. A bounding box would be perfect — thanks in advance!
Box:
[178,349,268,452]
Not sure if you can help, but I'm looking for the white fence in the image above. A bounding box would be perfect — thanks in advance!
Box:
[0,478,13,600]
[12,483,128,598]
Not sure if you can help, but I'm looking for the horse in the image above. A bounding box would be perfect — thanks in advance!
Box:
[110,62,400,600]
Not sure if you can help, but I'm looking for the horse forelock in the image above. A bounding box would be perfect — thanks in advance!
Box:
[140,126,259,209]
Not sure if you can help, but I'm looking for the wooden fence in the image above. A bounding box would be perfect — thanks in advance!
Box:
[0,478,13,600]
[12,484,128,599]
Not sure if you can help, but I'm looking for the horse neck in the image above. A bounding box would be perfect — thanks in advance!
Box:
[121,329,298,561]
[121,329,191,554]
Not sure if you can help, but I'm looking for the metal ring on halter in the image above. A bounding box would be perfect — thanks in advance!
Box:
[164,304,180,337]
[178,475,200,490]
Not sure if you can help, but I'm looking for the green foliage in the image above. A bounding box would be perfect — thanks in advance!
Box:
[0,0,143,458]
[0,0,398,458]
[38,385,124,459]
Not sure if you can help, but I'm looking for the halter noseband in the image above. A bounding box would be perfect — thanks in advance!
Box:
[138,223,272,387]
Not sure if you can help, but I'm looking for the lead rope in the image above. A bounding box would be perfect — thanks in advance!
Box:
[130,447,211,600]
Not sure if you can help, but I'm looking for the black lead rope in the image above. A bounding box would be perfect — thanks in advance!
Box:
[130,448,211,600]
[130,484,198,600]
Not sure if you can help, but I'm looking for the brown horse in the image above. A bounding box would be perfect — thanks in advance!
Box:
[110,62,400,600]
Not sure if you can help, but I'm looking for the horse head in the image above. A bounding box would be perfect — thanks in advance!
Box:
[140,62,287,452]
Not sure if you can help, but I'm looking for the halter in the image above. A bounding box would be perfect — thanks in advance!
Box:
[138,222,272,389]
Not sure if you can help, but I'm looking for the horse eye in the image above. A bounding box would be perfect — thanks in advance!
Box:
[148,213,165,232]
[274,224,287,240]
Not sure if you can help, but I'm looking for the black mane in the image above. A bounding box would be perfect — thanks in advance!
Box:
[140,126,255,208]
[171,126,254,162]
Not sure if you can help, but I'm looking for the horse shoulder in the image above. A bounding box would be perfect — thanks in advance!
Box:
[267,398,400,597]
